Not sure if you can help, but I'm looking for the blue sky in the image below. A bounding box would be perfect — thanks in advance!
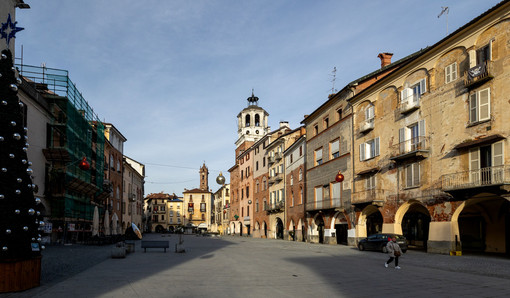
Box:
[14,0,502,196]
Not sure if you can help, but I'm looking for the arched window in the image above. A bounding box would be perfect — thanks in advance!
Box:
[245,114,251,127]
[299,169,303,181]
[290,175,294,186]
[255,114,260,126]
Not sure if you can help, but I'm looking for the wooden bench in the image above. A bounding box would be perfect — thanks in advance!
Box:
[141,240,169,253]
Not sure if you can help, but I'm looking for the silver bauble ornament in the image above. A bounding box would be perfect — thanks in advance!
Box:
[1,53,6,59]
[39,221,45,226]
[13,133,21,140]
[1,168,6,172]
[41,245,46,250]
[10,84,18,91]
[23,147,28,152]
[1,100,6,105]
[0,136,4,141]
[17,178,22,183]
[10,121,16,126]
[28,161,32,166]
[6,229,11,234]
[2,247,7,251]
[24,127,28,133]
[25,142,29,147]
[16,77,22,85]
[15,189,21,195]
[28,208,35,215]
[19,101,24,108]
[11,66,15,71]
[36,211,41,216]
[0,194,4,199]
[27,168,33,175]
[9,153,15,158]
[31,238,36,241]
[35,198,41,204]
[37,237,42,242]
[21,159,27,164]
[15,209,20,214]
[23,226,29,231]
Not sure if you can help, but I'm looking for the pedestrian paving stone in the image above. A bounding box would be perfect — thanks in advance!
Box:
[4,233,510,297]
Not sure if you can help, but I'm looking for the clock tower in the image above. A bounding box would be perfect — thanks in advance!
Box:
[235,91,270,149]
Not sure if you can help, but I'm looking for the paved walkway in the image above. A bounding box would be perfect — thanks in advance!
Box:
[5,233,510,297]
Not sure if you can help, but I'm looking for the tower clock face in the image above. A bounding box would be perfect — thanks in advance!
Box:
[256,130,259,134]
[246,131,250,134]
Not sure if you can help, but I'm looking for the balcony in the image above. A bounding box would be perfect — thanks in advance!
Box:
[465,61,493,89]
[351,189,388,205]
[390,136,430,161]
[268,156,276,166]
[305,197,343,211]
[274,152,283,161]
[264,201,285,213]
[441,165,510,192]
[359,118,374,133]
[397,99,420,114]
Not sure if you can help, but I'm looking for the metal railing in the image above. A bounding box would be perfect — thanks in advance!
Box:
[465,61,492,87]
[351,189,388,204]
[305,197,343,211]
[391,136,430,157]
[264,201,285,212]
[360,118,374,133]
[441,165,509,191]
[397,98,420,114]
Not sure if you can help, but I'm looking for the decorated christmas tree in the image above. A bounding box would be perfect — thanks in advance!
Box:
[0,49,43,292]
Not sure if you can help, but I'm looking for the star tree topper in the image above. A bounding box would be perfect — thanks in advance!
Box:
[1,14,24,46]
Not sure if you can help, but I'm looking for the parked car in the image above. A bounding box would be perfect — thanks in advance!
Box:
[358,233,408,253]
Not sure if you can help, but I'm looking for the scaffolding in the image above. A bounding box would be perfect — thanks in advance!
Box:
[17,64,105,235]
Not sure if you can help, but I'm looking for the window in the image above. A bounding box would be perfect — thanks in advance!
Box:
[202,214,205,220]
[299,146,303,156]
[299,169,303,181]
[263,157,266,167]
[161,215,165,221]
[405,162,420,188]
[290,175,294,186]
[365,105,374,122]
[366,174,376,190]
[331,182,341,206]
[324,117,329,129]
[314,124,318,136]
[255,114,260,126]
[399,120,425,153]
[256,180,259,192]
[300,187,303,204]
[290,191,294,207]
[246,167,250,177]
[201,195,205,202]
[337,108,342,121]
[290,154,293,163]
[263,178,267,190]
[169,211,173,217]
[200,203,206,212]
[445,62,457,84]
[246,186,249,198]
[469,88,490,123]
[360,137,380,161]
[256,161,259,171]
[245,114,250,127]
[476,43,491,65]
[256,200,259,212]
[401,79,426,103]
[330,139,340,159]
[314,187,323,203]
[469,141,504,184]
[315,148,323,166]
[241,170,243,181]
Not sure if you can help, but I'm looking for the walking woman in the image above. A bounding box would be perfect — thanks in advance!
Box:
[384,236,403,269]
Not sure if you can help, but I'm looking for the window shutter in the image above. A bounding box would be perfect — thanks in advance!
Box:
[331,139,339,154]
[469,93,478,123]
[419,120,425,136]
[445,65,451,83]
[405,164,412,187]
[375,137,380,157]
[451,62,457,81]
[478,88,490,121]
[316,148,322,161]
[413,163,420,186]
[469,50,476,68]
[489,40,493,61]
[469,148,480,183]
[401,88,409,103]
[359,143,365,161]
[420,78,427,94]
[492,141,504,167]
[367,106,374,120]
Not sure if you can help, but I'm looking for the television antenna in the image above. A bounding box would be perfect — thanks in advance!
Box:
[438,6,449,35]
[330,67,337,94]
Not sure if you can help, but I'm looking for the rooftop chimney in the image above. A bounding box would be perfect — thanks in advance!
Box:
[378,52,393,68]
[279,121,289,128]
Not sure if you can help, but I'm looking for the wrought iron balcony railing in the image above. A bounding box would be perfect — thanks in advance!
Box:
[397,98,420,114]
[441,165,509,191]
[360,118,374,133]
[390,136,430,160]
[465,61,493,88]
[305,197,343,211]
[351,189,388,204]
[264,201,285,212]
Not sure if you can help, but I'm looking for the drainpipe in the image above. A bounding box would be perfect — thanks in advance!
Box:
[349,86,356,230]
